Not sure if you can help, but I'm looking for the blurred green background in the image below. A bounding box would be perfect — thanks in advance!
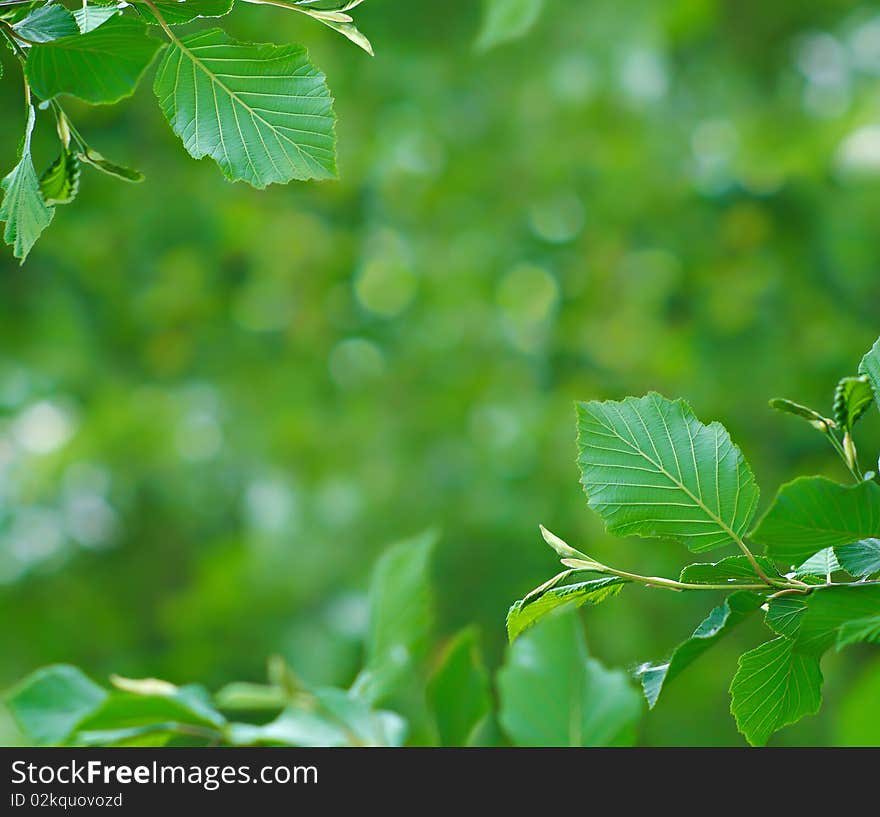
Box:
[2,0,880,746]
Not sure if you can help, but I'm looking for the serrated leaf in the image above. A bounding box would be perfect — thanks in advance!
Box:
[750,476,880,565]
[576,393,760,553]
[477,0,544,52]
[497,612,642,746]
[679,554,781,585]
[40,150,80,206]
[837,615,880,649]
[729,637,822,747]
[78,148,144,183]
[153,28,336,188]
[13,3,78,42]
[795,547,841,578]
[134,0,234,26]
[506,576,627,643]
[765,595,808,638]
[73,3,121,34]
[768,398,834,431]
[833,375,874,432]
[835,538,880,577]
[859,337,880,412]
[636,590,763,708]
[349,531,435,705]
[795,584,880,655]
[427,628,492,747]
[5,665,107,745]
[1,106,54,263]
[26,17,162,104]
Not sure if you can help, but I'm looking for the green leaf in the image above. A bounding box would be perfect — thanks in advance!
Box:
[134,0,234,26]
[576,393,760,553]
[5,665,107,746]
[497,612,641,746]
[750,476,880,566]
[837,615,880,649]
[153,28,336,188]
[765,595,808,638]
[833,375,874,432]
[244,0,373,55]
[78,148,144,183]
[213,682,287,711]
[1,106,54,263]
[73,3,121,34]
[506,576,628,643]
[427,628,492,747]
[477,0,544,52]
[40,150,80,206]
[679,554,781,585]
[859,336,880,412]
[835,538,880,577]
[636,591,763,708]
[26,17,162,104]
[729,637,822,747]
[349,531,435,705]
[795,547,841,578]
[13,3,78,42]
[768,398,834,431]
[794,584,880,655]
[228,688,406,747]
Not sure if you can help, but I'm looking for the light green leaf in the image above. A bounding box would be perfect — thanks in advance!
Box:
[1,106,54,263]
[576,393,760,553]
[506,576,628,642]
[26,17,162,104]
[228,688,406,747]
[729,637,822,747]
[833,375,874,432]
[349,531,435,704]
[427,628,492,747]
[765,595,808,638]
[78,148,144,183]
[153,28,336,188]
[477,0,544,52]
[498,612,641,746]
[5,665,107,746]
[40,150,80,206]
[837,615,880,649]
[859,336,880,412]
[213,682,287,711]
[13,3,78,42]
[679,554,781,585]
[795,547,841,578]
[768,398,834,431]
[750,476,880,566]
[835,538,880,578]
[134,0,234,26]
[73,3,121,34]
[636,591,763,708]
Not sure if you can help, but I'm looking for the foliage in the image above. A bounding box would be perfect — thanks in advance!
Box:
[0,0,372,262]
[510,335,880,745]
[6,531,643,747]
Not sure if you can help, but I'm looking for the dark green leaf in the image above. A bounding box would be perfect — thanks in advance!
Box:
[834,375,874,432]
[26,17,162,104]
[576,393,760,553]
[837,615,880,649]
[78,148,144,183]
[729,637,822,747]
[859,337,880,412]
[750,476,880,565]
[765,595,808,638]
[134,0,233,26]
[636,591,763,708]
